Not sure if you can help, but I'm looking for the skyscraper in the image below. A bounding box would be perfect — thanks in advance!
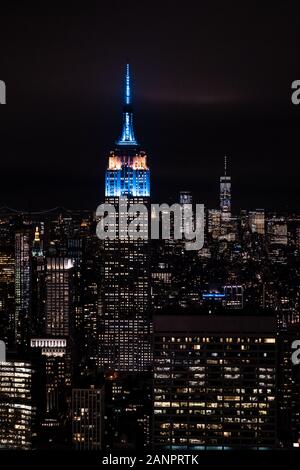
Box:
[32,226,43,258]
[30,338,72,443]
[99,63,152,372]
[45,257,74,337]
[248,209,265,235]
[220,156,231,221]
[14,228,32,347]
[0,249,14,346]
[207,209,221,240]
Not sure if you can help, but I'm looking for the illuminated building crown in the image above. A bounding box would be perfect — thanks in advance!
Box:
[105,63,150,197]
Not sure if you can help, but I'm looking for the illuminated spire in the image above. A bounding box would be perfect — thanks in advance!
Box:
[125,62,131,106]
[116,62,138,146]
[34,226,40,242]
[224,155,227,176]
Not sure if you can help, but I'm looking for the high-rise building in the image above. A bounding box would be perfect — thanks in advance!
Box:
[30,338,72,442]
[179,191,192,205]
[32,226,43,258]
[153,309,277,450]
[72,385,104,450]
[277,330,300,447]
[45,257,74,337]
[79,238,100,368]
[0,249,14,345]
[104,371,151,450]
[220,156,231,222]
[99,63,152,372]
[179,191,193,238]
[14,228,32,347]
[31,226,45,338]
[267,217,288,245]
[248,210,265,235]
[0,360,35,449]
[224,285,244,309]
[33,257,74,443]
[207,209,221,240]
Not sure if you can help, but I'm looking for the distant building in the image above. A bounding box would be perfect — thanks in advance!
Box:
[220,156,231,222]
[267,217,288,245]
[0,249,14,345]
[208,209,221,240]
[179,191,192,205]
[32,226,43,258]
[179,191,193,237]
[249,209,265,235]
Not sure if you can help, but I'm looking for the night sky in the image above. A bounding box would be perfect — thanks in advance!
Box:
[0,2,300,211]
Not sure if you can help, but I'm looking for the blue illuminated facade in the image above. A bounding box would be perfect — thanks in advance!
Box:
[105,63,150,198]
[105,158,150,197]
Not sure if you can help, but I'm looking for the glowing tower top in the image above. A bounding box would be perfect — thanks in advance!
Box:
[105,63,150,197]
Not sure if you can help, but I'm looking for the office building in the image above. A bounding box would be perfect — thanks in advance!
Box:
[0,360,35,449]
[45,257,74,337]
[220,156,231,222]
[14,228,32,347]
[72,385,104,450]
[153,309,277,449]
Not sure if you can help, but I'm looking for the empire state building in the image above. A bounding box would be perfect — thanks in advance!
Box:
[99,63,152,372]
